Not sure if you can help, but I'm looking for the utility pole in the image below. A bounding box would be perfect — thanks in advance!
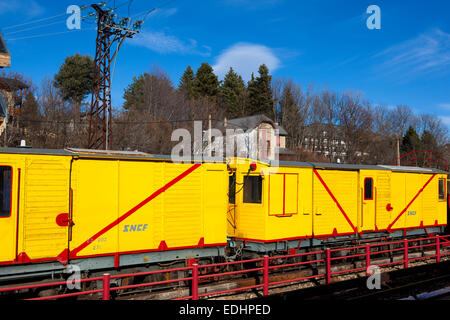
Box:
[87,4,142,150]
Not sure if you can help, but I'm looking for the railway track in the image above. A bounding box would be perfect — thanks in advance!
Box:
[111,253,450,301]
[2,238,449,300]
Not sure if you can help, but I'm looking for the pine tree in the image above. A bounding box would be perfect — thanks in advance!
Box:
[54,53,94,120]
[401,126,421,154]
[246,73,257,116]
[123,74,146,110]
[247,64,273,118]
[193,63,219,98]
[220,67,246,118]
[178,66,195,100]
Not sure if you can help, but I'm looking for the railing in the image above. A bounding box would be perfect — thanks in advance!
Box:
[393,150,448,172]
[1,235,450,300]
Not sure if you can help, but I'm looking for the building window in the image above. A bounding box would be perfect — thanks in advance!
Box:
[364,178,373,200]
[243,176,262,204]
[439,179,446,201]
[228,173,236,204]
[0,166,12,217]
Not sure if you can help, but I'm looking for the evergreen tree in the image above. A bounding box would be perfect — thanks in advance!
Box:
[401,126,421,154]
[246,73,257,116]
[178,66,195,100]
[54,53,94,117]
[193,63,219,98]
[247,64,273,118]
[279,83,301,148]
[220,67,246,118]
[123,74,146,110]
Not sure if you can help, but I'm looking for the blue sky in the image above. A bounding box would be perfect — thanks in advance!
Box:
[1,0,449,128]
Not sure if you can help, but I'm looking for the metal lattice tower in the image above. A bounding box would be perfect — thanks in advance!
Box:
[87,4,142,150]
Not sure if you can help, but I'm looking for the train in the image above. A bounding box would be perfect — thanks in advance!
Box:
[0,147,448,290]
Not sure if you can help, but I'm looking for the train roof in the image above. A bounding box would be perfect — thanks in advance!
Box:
[0,147,225,163]
[273,160,448,174]
[0,148,446,174]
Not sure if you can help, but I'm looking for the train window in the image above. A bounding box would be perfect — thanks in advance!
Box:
[243,176,262,204]
[439,179,445,200]
[364,178,373,200]
[0,167,11,217]
[228,173,236,204]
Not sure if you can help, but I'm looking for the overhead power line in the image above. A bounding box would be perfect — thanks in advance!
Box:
[2,12,68,31]
[5,28,96,41]
[130,0,178,21]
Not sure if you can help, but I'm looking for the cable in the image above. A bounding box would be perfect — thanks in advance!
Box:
[130,0,178,21]
[1,12,68,31]
[0,1,118,32]
[5,28,96,41]
[4,19,67,36]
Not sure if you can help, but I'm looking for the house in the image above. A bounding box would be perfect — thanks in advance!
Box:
[0,32,11,137]
[218,114,293,161]
[302,123,347,163]
[0,33,10,68]
[0,33,28,137]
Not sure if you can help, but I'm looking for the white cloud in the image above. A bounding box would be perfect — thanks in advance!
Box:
[440,116,450,126]
[151,7,178,19]
[212,43,281,81]
[374,28,450,80]
[130,30,211,56]
[438,103,450,111]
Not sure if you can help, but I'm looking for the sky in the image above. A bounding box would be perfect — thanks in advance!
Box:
[0,0,449,129]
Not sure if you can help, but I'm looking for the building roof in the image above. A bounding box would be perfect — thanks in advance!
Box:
[0,33,9,56]
[224,114,288,136]
[0,77,28,91]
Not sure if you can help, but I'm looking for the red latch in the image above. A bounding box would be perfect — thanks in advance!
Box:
[386,203,394,212]
[56,213,73,227]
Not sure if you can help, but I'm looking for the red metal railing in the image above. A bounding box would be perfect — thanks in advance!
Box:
[393,150,448,172]
[1,235,450,300]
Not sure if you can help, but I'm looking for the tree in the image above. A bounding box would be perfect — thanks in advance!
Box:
[53,54,94,119]
[247,64,273,118]
[336,92,373,164]
[279,80,302,148]
[401,126,421,154]
[219,67,246,118]
[123,74,145,111]
[123,67,177,119]
[178,66,195,100]
[193,63,219,98]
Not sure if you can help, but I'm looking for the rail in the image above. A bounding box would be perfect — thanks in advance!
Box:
[1,234,450,300]
[393,150,448,172]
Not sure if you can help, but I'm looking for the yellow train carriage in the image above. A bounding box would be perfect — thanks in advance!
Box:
[227,159,447,252]
[0,148,228,281]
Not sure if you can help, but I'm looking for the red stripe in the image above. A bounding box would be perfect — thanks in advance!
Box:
[313,169,357,232]
[70,163,202,257]
[387,174,436,231]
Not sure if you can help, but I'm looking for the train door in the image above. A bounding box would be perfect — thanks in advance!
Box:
[360,171,375,232]
[0,162,20,263]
